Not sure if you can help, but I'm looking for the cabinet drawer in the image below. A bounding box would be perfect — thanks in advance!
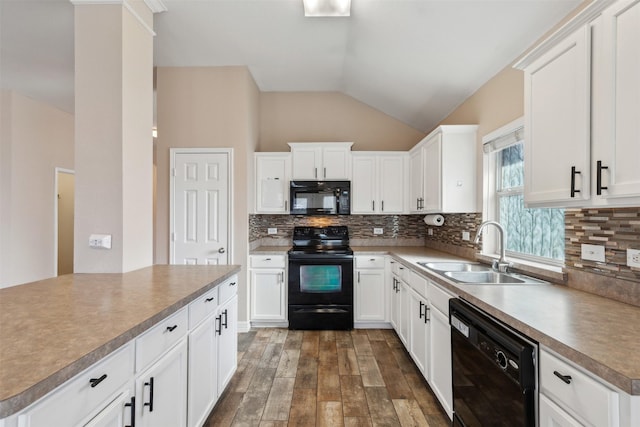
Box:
[355,255,385,269]
[540,348,619,427]
[250,255,286,268]
[407,269,427,297]
[427,281,454,314]
[136,307,188,373]
[19,342,134,427]
[188,286,219,329]
[219,274,239,304]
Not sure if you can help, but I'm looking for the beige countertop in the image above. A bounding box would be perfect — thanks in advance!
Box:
[0,264,240,418]
[250,244,640,395]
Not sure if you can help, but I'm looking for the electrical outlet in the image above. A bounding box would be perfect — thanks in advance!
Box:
[462,231,470,241]
[267,227,277,235]
[89,234,112,249]
[581,244,605,262]
[373,228,384,235]
[428,228,433,236]
[627,249,640,268]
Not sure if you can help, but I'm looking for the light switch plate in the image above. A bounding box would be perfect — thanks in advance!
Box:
[267,227,277,235]
[461,231,470,241]
[627,249,640,268]
[428,228,433,236]
[581,244,605,262]
[373,228,384,235]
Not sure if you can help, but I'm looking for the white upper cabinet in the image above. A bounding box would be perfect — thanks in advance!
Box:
[352,152,407,214]
[254,153,291,214]
[515,0,640,208]
[591,0,640,203]
[409,125,478,214]
[288,142,353,180]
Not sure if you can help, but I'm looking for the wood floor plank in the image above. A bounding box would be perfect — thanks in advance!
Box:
[249,368,277,394]
[320,330,336,342]
[371,341,413,399]
[244,339,269,360]
[300,331,320,358]
[364,387,401,427]
[357,355,385,387]
[340,375,369,418]
[392,399,430,427]
[258,343,285,369]
[232,391,269,425]
[294,356,318,389]
[404,372,445,417]
[352,333,374,356]
[338,348,360,375]
[317,363,341,401]
[206,391,244,426]
[238,331,258,352]
[230,354,258,393]
[269,329,289,344]
[344,417,374,427]
[366,329,386,342]
[283,330,303,350]
[262,377,295,421]
[319,339,338,365]
[317,401,344,427]
[288,388,317,426]
[275,349,300,378]
[336,330,354,349]
[258,422,288,427]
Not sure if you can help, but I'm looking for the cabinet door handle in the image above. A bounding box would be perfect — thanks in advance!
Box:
[166,325,178,332]
[357,271,361,283]
[229,281,237,287]
[381,200,384,212]
[143,377,154,412]
[315,167,318,178]
[425,306,430,324]
[553,370,572,384]
[124,396,136,427]
[570,166,581,198]
[265,257,272,261]
[89,374,107,388]
[372,200,375,211]
[222,309,228,329]
[596,160,608,195]
[418,301,425,319]
[324,167,326,178]
[285,200,288,211]
[416,198,420,210]
[215,315,222,335]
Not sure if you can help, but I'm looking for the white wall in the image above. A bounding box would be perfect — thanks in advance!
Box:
[0,91,74,288]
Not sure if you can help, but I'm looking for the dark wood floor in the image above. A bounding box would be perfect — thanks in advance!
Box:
[204,328,451,427]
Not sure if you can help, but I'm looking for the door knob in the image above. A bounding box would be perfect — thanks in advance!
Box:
[218,248,226,254]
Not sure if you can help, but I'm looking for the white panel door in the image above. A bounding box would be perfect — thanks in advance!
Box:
[172,151,229,265]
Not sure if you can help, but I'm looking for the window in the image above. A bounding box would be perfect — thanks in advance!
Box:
[483,119,565,264]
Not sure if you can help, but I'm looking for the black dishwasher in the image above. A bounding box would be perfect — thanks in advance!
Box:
[449,298,537,427]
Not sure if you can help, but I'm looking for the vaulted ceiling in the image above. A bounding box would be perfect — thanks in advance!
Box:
[1,0,582,132]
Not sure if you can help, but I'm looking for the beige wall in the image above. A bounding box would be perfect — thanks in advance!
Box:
[156,66,260,323]
[259,92,425,151]
[0,91,74,288]
[74,4,153,273]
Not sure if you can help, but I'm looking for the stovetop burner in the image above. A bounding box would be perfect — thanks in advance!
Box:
[290,226,351,255]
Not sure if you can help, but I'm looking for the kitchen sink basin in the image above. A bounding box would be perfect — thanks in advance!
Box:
[417,261,546,285]
[417,262,492,272]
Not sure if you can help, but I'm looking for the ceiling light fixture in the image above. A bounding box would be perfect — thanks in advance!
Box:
[303,0,351,17]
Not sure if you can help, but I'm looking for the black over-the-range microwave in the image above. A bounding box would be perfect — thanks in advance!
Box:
[289,181,350,215]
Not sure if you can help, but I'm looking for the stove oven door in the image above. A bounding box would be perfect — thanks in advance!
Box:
[288,254,354,330]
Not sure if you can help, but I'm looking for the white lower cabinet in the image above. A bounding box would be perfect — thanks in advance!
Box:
[249,255,287,326]
[355,255,386,324]
[217,293,238,395]
[540,393,584,427]
[427,281,454,419]
[135,339,188,427]
[84,388,134,427]
[188,312,218,427]
[407,287,429,377]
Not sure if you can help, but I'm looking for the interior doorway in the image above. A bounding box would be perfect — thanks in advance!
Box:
[55,168,74,275]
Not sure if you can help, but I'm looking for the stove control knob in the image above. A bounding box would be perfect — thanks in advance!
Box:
[496,350,508,370]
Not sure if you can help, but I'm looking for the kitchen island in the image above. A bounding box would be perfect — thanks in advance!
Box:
[0,264,240,420]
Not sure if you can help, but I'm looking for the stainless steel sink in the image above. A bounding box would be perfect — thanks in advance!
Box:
[417,262,492,272]
[445,271,524,284]
[418,261,546,285]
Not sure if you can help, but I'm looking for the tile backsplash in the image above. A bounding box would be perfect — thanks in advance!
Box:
[565,207,640,283]
[249,214,426,244]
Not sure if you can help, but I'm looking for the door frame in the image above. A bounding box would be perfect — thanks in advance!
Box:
[169,148,234,264]
[54,167,75,276]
